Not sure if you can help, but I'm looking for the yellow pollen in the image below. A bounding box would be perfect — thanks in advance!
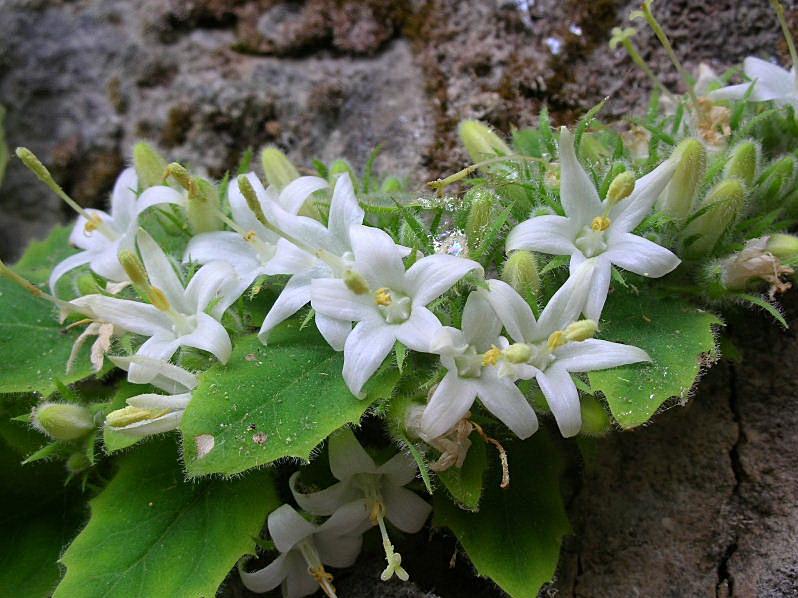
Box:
[375,288,392,306]
[547,330,567,351]
[84,214,103,234]
[591,216,611,232]
[482,345,502,366]
[243,230,257,242]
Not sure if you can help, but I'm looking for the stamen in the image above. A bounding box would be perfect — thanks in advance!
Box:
[376,512,410,582]
[481,345,502,366]
[591,216,611,232]
[471,421,510,489]
[547,330,567,351]
[309,566,338,598]
[147,286,171,312]
[244,230,258,242]
[375,288,392,306]
[106,405,170,427]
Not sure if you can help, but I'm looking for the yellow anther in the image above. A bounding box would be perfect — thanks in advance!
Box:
[84,214,103,234]
[106,406,169,428]
[243,230,258,242]
[147,286,171,312]
[309,565,335,586]
[591,216,611,232]
[547,330,567,351]
[369,500,386,523]
[481,345,502,366]
[564,319,598,342]
[375,288,392,306]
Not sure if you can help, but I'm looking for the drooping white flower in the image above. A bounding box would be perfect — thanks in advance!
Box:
[104,355,198,437]
[239,502,369,598]
[49,168,182,294]
[311,225,483,396]
[420,291,538,440]
[290,428,430,582]
[71,230,235,384]
[506,127,680,320]
[709,57,798,108]
[480,266,650,438]
[183,173,328,319]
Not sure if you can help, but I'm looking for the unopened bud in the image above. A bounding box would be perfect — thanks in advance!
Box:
[766,233,798,262]
[380,176,403,194]
[465,188,496,250]
[66,451,91,474]
[133,142,168,189]
[501,250,540,298]
[261,146,300,192]
[147,286,171,312]
[343,270,369,295]
[329,160,360,191]
[75,273,103,296]
[187,177,221,233]
[119,250,149,289]
[564,319,598,342]
[32,402,94,441]
[165,162,192,190]
[504,343,532,364]
[579,396,611,437]
[759,155,796,208]
[723,141,758,187]
[657,138,706,221]
[458,120,511,163]
[606,171,636,205]
[683,178,746,258]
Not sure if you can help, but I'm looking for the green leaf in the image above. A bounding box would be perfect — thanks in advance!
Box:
[13,225,76,286]
[180,323,398,477]
[437,435,487,511]
[434,431,570,598]
[735,292,788,329]
[54,439,277,598]
[589,291,722,428]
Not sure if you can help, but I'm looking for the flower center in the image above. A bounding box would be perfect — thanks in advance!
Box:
[574,217,611,258]
[454,346,484,378]
[374,288,412,324]
[243,230,277,265]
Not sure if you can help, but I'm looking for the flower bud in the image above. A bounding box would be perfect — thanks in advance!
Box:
[380,176,403,194]
[501,250,540,298]
[66,451,91,474]
[723,141,758,187]
[261,146,300,192]
[165,162,192,190]
[187,178,221,233]
[759,155,796,208]
[75,273,102,296]
[32,402,94,441]
[465,188,495,250]
[766,233,798,262]
[683,178,745,258]
[564,319,598,342]
[458,120,511,163]
[606,171,636,206]
[504,343,532,364]
[343,269,369,295]
[329,160,360,191]
[579,396,611,437]
[657,138,706,221]
[133,142,168,189]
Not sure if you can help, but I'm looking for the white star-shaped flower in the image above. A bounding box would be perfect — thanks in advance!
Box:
[709,57,798,108]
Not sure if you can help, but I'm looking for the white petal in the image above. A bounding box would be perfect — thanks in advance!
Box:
[537,258,597,336]
[317,498,372,537]
[212,273,259,321]
[239,553,289,594]
[70,295,171,336]
[558,127,602,226]
[316,531,364,570]
[329,428,377,479]
[89,241,127,283]
[49,250,93,294]
[349,225,407,290]
[743,57,795,100]
[506,215,577,255]
[394,306,442,352]
[136,185,187,214]
[429,326,469,358]
[184,260,236,313]
[482,279,537,343]
[420,372,478,439]
[282,553,320,598]
[264,238,318,276]
[128,336,181,384]
[263,201,333,255]
[289,472,358,516]
[376,452,419,487]
[554,338,650,372]
[315,314,351,351]
[126,392,192,410]
[108,410,183,437]
[475,373,538,439]
[583,258,612,323]
[604,233,680,278]
[708,82,757,102]
[327,173,364,247]
[137,229,188,313]
[268,504,317,552]
[178,312,232,364]
[110,354,198,392]
[184,232,260,275]
[342,320,396,397]
[310,278,377,323]
[259,274,312,344]
[278,175,328,214]
[405,254,482,306]
[382,485,432,533]
[609,157,677,234]
[536,365,581,438]
[109,168,139,229]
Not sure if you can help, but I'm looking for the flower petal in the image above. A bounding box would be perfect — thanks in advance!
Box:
[239,553,289,594]
[283,552,320,598]
[310,278,377,323]
[536,365,581,438]
[259,274,313,344]
[109,168,138,229]
[481,279,537,344]
[583,257,612,323]
[349,225,407,290]
[126,392,192,410]
[264,238,317,276]
[327,173,364,248]
[136,186,187,214]
[315,313,351,351]
[708,82,757,102]
[137,229,188,313]
[604,232,680,278]
[420,372,477,439]
[88,241,127,282]
[69,210,114,252]
[554,338,650,372]
[506,215,577,255]
[329,428,377,480]
[70,295,171,336]
[108,410,183,437]
[178,312,232,364]
[342,319,396,397]
[268,504,317,552]
[278,175,329,214]
[459,291,502,350]
[316,531,364,570]
[128,336,181,384]
[405,253,483,306]
[318,498,372,537]
[537,258,597,336]
[289,473,358,516]
[49,250,93,294]
[110,354,198,392]
[184,232,260,276]
[743,57,795,100]
[395,306,442,352]
[609,157,677,234]
[475,373,538,439]
[377,452,419,487]
[382,485,432,533]
[558,127,602,226]
[184,260,236,313]
[263,201,333,255]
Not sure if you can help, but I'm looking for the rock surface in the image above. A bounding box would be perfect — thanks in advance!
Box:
[2,0,797,596]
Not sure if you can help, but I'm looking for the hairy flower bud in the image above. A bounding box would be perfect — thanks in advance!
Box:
[458,120,511,163]
[465,188,496,250]
[766,233,798,262]
[133,142,167,189]
[723,141,758,187]
[261,146,300,192]
[759,155,796,209]
[329,160,359,191]
[657,138,706,221]
[380,176,403,194]
[66,451,91,474]
[683,178,745,258]
[606,171,636,206]
[165,162,192,190]
[501,250,540,298]
[579,396,611,437]
[32,402,94,441]
[75,273,102,296]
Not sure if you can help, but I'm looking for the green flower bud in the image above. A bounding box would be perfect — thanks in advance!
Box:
[75,273,102,296]
[165,162,192,190]
[723,141,758,187]
[683,178,746,258]
[32,402,94,441]
[606,171,636,206]
[579,396,611,437]
[380,176,403,194]
[261,146,300,192]
[343,269,369,295]
[66,451,91,474]
[458,120,511,163]
[657,138,706,221]
[758,155,795,209]
[187,178,221,234]
[501,250,540,298]
[564,319,598,342]
[329,159,360,192]
[465,188,496,250]
[133,142,168,189]
[766,233,798,262]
